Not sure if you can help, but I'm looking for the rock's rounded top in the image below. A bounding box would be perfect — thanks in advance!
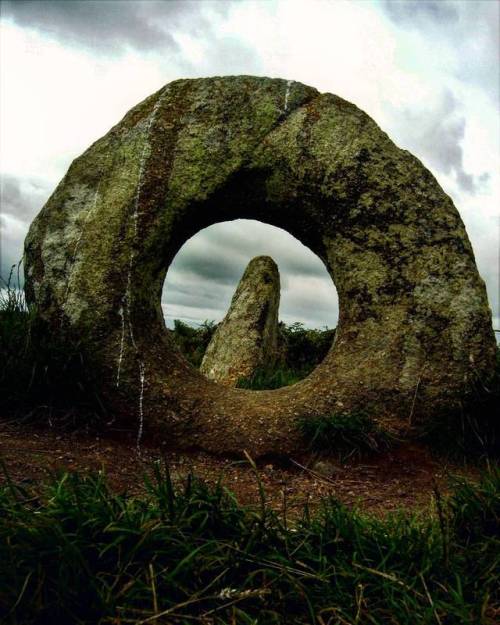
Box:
[244,255,278,273]
[200,255,281,386]
[237,256,280,290]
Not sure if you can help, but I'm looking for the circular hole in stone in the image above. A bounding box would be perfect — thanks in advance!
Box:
[162,219,338,389]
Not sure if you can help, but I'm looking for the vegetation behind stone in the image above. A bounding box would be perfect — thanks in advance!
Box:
[171,318,336,386]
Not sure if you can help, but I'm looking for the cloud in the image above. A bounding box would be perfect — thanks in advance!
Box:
[0,0,228,55]
[162,220,338,328]
[1,173,51,222]
[0,174,53,279]
[172,255,243,287]
[389,91,488,194]
[450,193,500,335]
[382,0,459,25]
[180,220,329,279]
[0,0,260,85]
[0,213,27,279]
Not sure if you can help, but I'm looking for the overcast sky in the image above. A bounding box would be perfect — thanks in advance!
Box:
[0,0,498,330]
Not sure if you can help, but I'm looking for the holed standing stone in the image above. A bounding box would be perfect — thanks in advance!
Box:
[201,256,280,386]
[23,76,497,456]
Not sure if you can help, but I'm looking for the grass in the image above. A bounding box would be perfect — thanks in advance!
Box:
[0,265,105,427]
[418,348,500,462]
[236,365,313,390]
[298,412,393,458]
[170,319,217,368]
[0,463,498,624]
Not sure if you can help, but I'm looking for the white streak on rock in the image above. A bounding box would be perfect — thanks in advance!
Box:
[284,79,293,113]
[118,87,169,448]
[72,185,100,263]
[116,303,125,387]
[63,184,100,306]
[124,87,169,352]
[136,360,146,453]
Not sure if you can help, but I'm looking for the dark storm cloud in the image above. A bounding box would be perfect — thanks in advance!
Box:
[173,241,326,287]
[383,0,458,24]
[198,221,330,279]
[396,91,487,194]
[1,173,50,222]
[0,174,52,278]
[173,252,245,287]
[1,0,264,86]
[165,280,234,308]
[381,2,496,197]
[1,0,229,55]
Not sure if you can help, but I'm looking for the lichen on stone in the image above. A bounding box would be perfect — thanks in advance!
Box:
[23,76,497,456]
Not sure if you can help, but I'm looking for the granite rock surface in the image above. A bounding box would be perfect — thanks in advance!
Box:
[24,76,497,455]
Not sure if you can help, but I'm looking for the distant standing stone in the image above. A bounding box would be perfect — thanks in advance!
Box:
[201,256,280,386]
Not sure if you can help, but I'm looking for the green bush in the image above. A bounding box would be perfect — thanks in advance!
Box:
[298,412,393,457]
[0,464,498,624]
[278,321,335,373]
[236,365,310,390]
[170,319,217,367]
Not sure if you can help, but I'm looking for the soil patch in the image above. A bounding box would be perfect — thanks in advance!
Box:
[0,420,478,517]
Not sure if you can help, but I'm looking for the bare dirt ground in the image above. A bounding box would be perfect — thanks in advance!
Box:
[0,420,479,517]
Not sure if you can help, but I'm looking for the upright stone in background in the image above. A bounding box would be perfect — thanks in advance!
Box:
[201,256,280,386]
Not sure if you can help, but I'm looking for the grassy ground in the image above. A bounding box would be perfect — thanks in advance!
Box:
[1,463,498,625]
[1,269,499,623]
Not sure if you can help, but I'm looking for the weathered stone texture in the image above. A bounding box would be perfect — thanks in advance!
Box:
[201,256,280,386]
[24,76,497,456]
